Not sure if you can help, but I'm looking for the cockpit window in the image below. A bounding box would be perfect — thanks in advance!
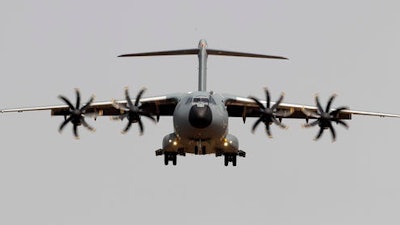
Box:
[185,97,193,104]
[193,97,209,103]
[209,96,216,104]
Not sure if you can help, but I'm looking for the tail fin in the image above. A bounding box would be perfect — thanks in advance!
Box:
[119,40,287,91]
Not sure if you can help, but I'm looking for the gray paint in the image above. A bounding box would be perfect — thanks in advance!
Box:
[198,39,208,91]
[1,1,400,225]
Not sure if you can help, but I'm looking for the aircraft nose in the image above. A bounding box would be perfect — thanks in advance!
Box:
[189,105,212,129]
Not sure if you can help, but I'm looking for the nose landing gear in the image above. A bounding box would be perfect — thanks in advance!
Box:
[194,145,207,155]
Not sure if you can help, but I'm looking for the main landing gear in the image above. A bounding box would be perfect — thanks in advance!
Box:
[224,153,237,166]
[155,149,185,166]
[164,152,177,166]
[220,150,246,167]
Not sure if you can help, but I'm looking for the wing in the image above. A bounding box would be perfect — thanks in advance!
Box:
[222,94,400,120]
[1,93,183,117]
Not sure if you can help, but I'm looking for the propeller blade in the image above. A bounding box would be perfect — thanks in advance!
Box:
[325,94,336,112]
[138,119,144,135]
[271,116,287,129]
[115,88,155,135]
[249,96,265,110]
[57,90,97,139]
[73,124,79,139]
[264,88,271,108]
[135,88,146,106]
[80,95,95,112]
[315,95,324,114]
[271,93,284,110]
[59,116,73,133]
[75,89,81,109]
[58,95,75,110]
[250,89,288,137]
[139,111,157,123]
[252,118,263,133]
[122,121,132,134]
[125,87,134,109]
[81,119,95,132]
[330,106,349,117]
[265,123,272,138]
[334,119,349,129]
[314,127,324,140]
[307,94,349,141]
[328,123,336,142]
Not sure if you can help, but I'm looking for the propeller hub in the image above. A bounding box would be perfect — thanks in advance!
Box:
[72,109,81,116]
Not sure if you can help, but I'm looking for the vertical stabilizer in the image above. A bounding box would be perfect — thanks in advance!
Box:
[197,39,208,92]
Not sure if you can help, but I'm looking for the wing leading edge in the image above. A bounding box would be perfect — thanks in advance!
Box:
[1,93,183,117]
[223,94,400,120]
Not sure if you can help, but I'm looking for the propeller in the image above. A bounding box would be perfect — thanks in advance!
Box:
[112,87,157,135]
[249,88,292,138]
[302,94,349,142]
[58,89,95,139]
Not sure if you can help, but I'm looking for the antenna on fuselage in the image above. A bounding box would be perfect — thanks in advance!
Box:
[118,39,288,92]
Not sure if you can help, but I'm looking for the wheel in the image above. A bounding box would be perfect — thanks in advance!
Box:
[232,155,237,167]
[172,154,177,166]
[164,154,169,165]
[202,146,206,155]
[194,146,199,155]
[224,155,229,166]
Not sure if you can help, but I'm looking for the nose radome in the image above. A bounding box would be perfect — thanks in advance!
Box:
[189,105,212,129]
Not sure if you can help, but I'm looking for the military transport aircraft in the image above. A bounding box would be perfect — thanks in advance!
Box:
[2,39,400,166]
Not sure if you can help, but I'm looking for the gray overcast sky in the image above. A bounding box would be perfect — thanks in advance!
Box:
[1,1,400,225]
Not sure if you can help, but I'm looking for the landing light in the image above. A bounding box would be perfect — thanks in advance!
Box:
[169,139,178,146]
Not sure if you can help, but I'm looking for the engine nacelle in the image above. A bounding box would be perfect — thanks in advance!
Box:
[162,133,181,152]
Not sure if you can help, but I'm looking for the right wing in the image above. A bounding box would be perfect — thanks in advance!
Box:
[1,93,184,118]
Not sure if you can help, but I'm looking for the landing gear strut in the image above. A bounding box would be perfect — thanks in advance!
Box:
[156,149,185,166]
[224,153,237,166]
[222,150,246,167]
[164,152,177,166]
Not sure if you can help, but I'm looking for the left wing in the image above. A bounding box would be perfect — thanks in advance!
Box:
[1,89,183,138]
[222,94,400,120]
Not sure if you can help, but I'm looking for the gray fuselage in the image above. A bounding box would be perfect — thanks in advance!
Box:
[173,91,228,140]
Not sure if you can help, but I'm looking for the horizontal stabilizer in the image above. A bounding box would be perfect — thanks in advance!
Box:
[207,49,288,60]
[119,49,287,60]
[118,49,198,57]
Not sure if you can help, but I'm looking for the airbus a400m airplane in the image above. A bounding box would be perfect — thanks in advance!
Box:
[2,39,400,166]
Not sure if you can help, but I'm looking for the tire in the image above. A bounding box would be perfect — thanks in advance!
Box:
[232,155,237,167]
[172,154,177,166]
[164,154,169,165]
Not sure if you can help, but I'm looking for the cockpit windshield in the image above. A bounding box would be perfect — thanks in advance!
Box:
[193,97,209,104]
[190,96,216,105]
